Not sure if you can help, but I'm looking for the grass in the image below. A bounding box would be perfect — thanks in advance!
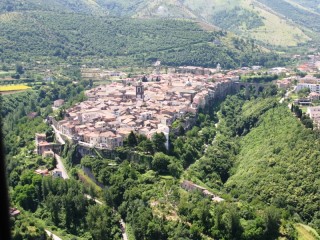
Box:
[242,98,276,118]
[240,0,310,47]
[126,223,137,240]
[0,84,31,92]
[295,224,320,240]
[42,222,88,240]
[18,211,87,240]
[289,92,299,100]
[0,70,14,77]
[300,106,308,113]
[168,0,310,47]
[77,169,103,198]
[160,175,174,180]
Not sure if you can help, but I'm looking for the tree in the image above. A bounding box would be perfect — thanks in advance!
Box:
[212,204,226,239]
[152,132,167,153]
[89,79,93,88]
[45,127,54,142]
[297,88,310,98]
[138,139,154,154]
[11,74,20,79]
[86,205,120,240]
[127,131,138,147]
[142,76,148,82]
[152,152,171,174]
[46,194,60,225]
[263,207,281,240]
[16,64,24,75]
[301,117,313,129]
[1,64,9,71]
[263,85,278,97]
[168,159,183,178]
[125,199,153,240]
[14,184,37,211]
[223,206,243,240]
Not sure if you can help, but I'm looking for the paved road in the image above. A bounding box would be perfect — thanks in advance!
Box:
[45,230,62,240]
[54,154,69,179]
[280,86,296,104]
[51,125,66,145]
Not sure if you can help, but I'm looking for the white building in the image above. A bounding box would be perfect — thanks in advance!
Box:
[307,106,320,128]
[307,106,320,119]
[296,83,320,93]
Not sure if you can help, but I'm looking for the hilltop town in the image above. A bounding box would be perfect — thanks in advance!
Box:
[50,69,240,151]
[41,56,320,153]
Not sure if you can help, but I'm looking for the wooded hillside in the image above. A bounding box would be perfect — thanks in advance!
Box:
[0,11,285,68]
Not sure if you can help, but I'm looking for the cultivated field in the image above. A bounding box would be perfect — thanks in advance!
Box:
[0,84,31,92]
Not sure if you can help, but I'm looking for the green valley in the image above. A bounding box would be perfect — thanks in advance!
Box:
[2,1,320,239]
[4,77,320,239]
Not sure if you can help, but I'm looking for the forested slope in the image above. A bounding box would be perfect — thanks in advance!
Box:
[0,0,106,14]
[0,11,284,68]
[4,83,320,238]
[0,0,316,47]
[226,105,320,231]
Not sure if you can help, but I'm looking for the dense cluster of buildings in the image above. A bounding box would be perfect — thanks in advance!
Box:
[52,73,237,150]
[81,68,126,80]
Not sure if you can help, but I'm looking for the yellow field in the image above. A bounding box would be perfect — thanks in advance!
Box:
[0,84,31,92]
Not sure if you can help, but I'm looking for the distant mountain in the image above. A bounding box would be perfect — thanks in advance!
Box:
[1,0,318,47]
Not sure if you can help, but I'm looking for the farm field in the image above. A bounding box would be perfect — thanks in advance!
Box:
[0,71,15,78]
[0,84,31,93]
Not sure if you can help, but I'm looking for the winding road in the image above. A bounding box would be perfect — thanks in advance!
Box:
[279,86,296,104]
[51,125,66,145]
[54,154,69,179]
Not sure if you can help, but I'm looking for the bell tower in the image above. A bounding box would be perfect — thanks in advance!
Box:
[136,80,144,100]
